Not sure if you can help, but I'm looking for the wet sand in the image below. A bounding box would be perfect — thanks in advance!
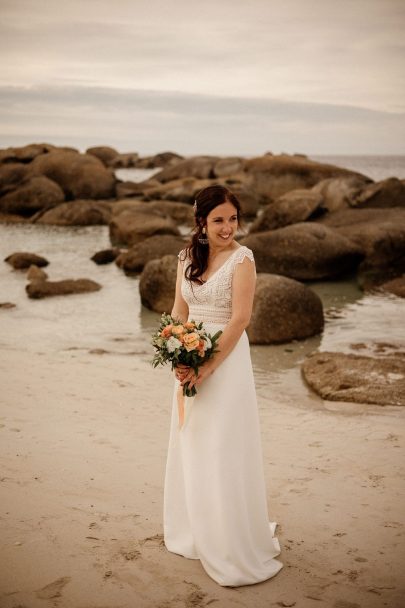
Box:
[1,344,404,608]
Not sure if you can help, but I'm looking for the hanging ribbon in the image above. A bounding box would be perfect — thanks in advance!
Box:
[177,385,194,430]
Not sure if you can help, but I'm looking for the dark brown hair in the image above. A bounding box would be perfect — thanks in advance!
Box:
[181,184,243,284]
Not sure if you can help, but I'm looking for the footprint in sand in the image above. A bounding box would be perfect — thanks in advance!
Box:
[385,433,400,442]
[368,474,385,488]
[333,601,361,608]
[157,582,207,608]
[183,582,207,608]
[35,576,71,599]
[346,570,359,581]
[114,380,131,387]
[119,548,141,561]
[139,533,165,547]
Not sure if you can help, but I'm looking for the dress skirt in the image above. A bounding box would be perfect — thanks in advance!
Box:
[163,323,283,587]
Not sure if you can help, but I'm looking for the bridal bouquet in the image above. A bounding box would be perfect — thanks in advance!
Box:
[151,313,222,398]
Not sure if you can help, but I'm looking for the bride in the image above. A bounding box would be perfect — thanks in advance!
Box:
[163,184,283,587]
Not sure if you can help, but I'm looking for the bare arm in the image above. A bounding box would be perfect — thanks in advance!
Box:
[171,257,191,381]
[182,255,256,389]
[171,257,189,323]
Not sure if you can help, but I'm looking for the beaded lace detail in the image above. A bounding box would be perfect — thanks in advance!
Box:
[179,246,255,324]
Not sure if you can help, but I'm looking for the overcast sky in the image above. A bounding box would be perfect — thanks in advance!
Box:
[0,0,404,155]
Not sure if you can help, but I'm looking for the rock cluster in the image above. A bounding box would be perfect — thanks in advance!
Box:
[109,201,181,247]
[5,252,49,269]
[4,252,102,300]
[116,235,185,274]
[26,278,102,299]
[241,223,363,280]
[139,255,178,313]
[2,143,404,408]
[247,274,324,343]
[301,351,405,406]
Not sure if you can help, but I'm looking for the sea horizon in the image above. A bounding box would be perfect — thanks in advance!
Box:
[1,140,404,182]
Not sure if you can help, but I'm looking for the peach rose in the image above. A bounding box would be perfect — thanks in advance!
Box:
[184,321,196,330]
[161,324,173,338]
[172,325,184,336]
[182,332,200,352]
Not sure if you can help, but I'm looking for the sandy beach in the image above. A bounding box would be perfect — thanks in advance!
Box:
[0,150,404,607]
[1,0,405,596]
[1,341,404,608]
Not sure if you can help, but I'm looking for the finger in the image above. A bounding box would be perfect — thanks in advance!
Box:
[181,371,195,386]
[190,373,200,388]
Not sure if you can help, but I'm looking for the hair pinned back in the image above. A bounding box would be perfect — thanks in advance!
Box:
[182,185,243,284]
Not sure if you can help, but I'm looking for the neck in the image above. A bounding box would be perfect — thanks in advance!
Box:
[208,242,235,257]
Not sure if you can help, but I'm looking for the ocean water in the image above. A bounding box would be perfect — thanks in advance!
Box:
[1,158,404,412]
[114,156,405,184]
[310,155,405,181]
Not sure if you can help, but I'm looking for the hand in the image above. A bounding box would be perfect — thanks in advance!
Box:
[180,361,215,390]
[174,364,190,382]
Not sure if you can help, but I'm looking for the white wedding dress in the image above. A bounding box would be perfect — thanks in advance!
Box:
[163,245,283,587]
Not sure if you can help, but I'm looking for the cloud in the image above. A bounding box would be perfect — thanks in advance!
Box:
[0,0,404,112]
[0,84,404,155]
[0,1,404,153]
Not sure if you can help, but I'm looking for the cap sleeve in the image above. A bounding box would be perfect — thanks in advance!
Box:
[232,246,256,276]
[177,249,189,271]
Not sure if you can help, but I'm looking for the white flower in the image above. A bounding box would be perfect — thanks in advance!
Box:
[166,336,182,353]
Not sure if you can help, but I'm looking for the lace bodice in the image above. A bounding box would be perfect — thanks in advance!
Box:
[179,245,255,325]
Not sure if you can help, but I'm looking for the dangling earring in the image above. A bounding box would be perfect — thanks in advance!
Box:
[198,227,209,245]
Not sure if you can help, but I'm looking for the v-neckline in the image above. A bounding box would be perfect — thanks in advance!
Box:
[200,246,242,284]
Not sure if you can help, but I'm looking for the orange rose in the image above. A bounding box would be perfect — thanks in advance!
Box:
[172,325,184,336]
[184,322,195,330]
[161,324,173,338]
[182,332,200,352]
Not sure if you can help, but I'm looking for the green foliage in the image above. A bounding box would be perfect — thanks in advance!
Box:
[150,313,222,397]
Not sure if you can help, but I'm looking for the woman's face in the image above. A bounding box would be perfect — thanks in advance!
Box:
[205,201,238,248]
